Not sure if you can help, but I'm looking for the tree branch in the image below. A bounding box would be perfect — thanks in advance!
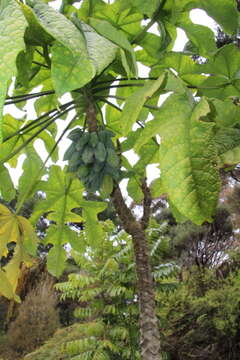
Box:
[111,185,138,235]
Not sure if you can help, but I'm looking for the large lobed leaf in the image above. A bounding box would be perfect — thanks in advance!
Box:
[0,0,27,142]
[25,0,95,95]
[135,95,220,224]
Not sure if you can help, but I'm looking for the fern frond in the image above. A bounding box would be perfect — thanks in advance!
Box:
[92,349,110,360]
[153,263,178,280]
[64,338,97,356]
[74,307,93,320]
[109,325,128,341]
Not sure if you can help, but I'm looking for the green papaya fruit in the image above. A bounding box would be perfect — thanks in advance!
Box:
[63,143,76,161]
[101,175,113,196]
[105,164,120,180]
[106,148,119,168]
[94,142,107,162]
[68,164,80,172]
[88,171,105,192]
[98,130,108,144]
[69,151,81,165]
[67,128,82,141]
[89,132,99,148]
[104,129,115,138]
[77,165,90,178]
[76,132,90,151]
[92,161,105,173]
[82,146,94,164]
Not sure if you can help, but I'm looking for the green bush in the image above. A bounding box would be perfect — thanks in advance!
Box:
[159,269,240,360]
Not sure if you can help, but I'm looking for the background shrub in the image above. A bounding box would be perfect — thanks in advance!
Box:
[7,275,60,355]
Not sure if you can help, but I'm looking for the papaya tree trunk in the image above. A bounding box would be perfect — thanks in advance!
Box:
[112,186,161,360]
[85,100,161,359]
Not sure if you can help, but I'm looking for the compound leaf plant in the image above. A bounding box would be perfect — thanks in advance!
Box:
[0,0,240,359]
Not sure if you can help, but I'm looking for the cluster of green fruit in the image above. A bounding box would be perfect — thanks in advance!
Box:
[63,128,120,192]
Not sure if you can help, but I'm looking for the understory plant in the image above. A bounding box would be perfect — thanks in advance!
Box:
[158,267,240,360]
[56,221,177,360]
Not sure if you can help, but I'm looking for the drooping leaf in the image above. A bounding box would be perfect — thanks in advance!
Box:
[0,165,16,201]
[0,204,37,300]
[135,95,220,224]
[0,0,27,142]
[17,146,44,208]
[16,47,34,88]
[119,75,165,135]
[215,127,240,167]
[89,18,138,77]
[73,18,118,76]
[127,177,144,203]
[27,0,87,54]
[17,216,38,256]
[39,130,59,162]
[150,177,165,199]
[178,14,217,57]
[0,204,19,258]
[51,42,95,95]
[20,2,54,46]
[0,270,20,303]
[211,98,240,128]
[81,200,107,246]
[46,225,68,277]
[25,0,95,94]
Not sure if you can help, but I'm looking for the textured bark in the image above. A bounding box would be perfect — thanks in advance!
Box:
[112,186,161,360]
[86,101,98,132]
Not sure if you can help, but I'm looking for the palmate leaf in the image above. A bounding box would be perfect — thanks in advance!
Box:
[31,166,106,276]
[211,99,240,128]
[0,0,27,142]
[177,14,217,57]
[135,95,220,224]
[192,0,238,35]
[0,204,37,301]
[31,166,85,224]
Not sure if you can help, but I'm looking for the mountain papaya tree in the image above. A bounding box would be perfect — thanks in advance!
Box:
[0,0,240,359]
